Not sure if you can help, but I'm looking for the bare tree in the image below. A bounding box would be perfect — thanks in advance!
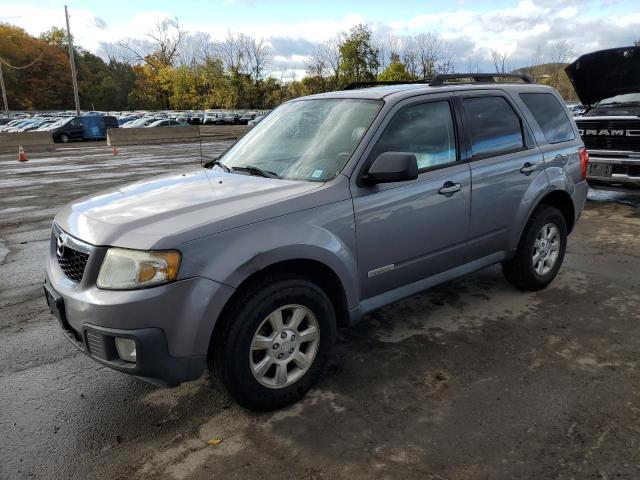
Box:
[415,32,454,78]
[178,32,211,68]
[375,33,401,72]
[305,44,327,77]
[401,35,419,78]
[490,49,509,74]
[465,57,480,74]
[245,37,272,83]
[318,36,342,85]
[117,17,185,69]
[526,45,545,81]
[219,31,250,76]
[548,40,575,88]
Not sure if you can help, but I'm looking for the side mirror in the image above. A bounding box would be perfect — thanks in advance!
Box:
[363,152,418,184]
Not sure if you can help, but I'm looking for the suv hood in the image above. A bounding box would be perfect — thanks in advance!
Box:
[55,168,322,249]
[566,46,640,106]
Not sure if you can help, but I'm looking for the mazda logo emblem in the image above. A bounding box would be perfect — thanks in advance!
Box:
[56,234,67,258]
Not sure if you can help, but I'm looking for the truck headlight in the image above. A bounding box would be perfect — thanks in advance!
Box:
[97,248,181,290]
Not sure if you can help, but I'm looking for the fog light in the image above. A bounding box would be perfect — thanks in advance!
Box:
[115,337,137,363]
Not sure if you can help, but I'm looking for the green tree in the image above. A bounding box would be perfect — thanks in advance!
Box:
[338,24,379,86]
[378,60,413,82]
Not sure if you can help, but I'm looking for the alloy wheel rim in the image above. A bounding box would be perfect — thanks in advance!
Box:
[533,223,560,276]
[249,304,320,389]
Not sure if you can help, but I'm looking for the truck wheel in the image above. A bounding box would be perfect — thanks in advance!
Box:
[210,275,336,411]
[502,205,567,291]
[59,133,69,143]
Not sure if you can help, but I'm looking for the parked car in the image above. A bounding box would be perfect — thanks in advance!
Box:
[248,115,266,128]
[51,115,118,143]
[223,113,240,125]
[568,46,640,189]
[44,74,588,411]
[121,117,157,128]
[146,119,188,128]
[23,119,55,132]
[238,112,257,125]
[208,112,222,125]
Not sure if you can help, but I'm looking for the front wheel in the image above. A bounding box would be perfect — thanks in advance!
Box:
[58,133,69,143]
[210,275,336,411]
[502,205,567,291]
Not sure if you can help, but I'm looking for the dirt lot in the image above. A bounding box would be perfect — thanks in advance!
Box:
[1,143,639,480]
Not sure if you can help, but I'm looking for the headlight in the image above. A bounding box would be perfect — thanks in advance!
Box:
[97,248,181,290]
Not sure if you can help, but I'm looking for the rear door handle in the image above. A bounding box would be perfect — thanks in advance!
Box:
[438,181,462,195]
[520,162,538,174]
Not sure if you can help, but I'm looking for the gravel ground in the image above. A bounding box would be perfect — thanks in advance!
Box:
[1,143,639,480]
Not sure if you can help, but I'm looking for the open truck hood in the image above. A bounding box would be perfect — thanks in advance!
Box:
[565,46,640,106]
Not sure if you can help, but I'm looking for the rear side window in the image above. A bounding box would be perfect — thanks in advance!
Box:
[370,101,457,170]
[462,96,524,158]
[520,93,575,144]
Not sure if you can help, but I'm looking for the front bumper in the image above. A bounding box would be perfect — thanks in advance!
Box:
[44,277,224,386]
[586,150,640,187]
[45,228,236,386]
[45,283,203,386]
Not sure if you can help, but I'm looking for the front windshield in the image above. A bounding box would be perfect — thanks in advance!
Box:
[599,93,640,105]
[219,99,381,181]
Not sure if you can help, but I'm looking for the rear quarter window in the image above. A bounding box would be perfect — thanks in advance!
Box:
[519,93,575,144]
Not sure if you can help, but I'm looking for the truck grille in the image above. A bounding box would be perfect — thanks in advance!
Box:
[58,247,89,282]
[612,164,640,178]
[575,119,640,152]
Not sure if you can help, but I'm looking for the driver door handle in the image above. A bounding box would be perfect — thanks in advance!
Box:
[520,162,538,174]
[438,181,462,195]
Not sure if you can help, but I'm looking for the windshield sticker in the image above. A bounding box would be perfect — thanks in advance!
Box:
[311,169,323,179]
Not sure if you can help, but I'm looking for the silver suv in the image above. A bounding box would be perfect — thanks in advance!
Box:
[44,74,589,410]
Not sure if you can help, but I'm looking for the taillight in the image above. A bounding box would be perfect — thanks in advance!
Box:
[579,147,589,180]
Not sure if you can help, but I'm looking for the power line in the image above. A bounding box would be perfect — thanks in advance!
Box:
[0,52,44,70]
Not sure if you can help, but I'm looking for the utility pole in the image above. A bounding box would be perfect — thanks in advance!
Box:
[0,61,8,116]
[64,5,81,116]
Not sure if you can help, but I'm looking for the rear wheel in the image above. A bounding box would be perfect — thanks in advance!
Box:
[502,205,567,291]
[58,133,69,143]
[210,275,336,411]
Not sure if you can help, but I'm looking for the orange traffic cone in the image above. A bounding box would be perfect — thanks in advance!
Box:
[18,145,28,162]
[112,146,118,155]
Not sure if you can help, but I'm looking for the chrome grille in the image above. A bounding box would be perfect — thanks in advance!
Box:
[576,118,640,152]
[52,224,94,283]
[57,248,89,282]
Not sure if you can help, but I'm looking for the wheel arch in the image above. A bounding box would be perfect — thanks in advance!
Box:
[510,188,576,253]
[536,189,576,233]
[208,257,352,364]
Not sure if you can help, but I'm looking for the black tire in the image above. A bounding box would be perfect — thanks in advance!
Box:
[59,133,69,143]
[209,274,336,411]
[502,205,567,291]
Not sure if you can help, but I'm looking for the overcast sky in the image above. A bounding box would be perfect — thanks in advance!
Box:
[2,0,639,76]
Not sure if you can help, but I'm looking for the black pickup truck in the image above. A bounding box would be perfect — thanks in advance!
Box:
[567,47,640,188]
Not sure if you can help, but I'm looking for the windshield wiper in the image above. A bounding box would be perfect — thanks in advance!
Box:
[231,165,281,179]
[203,158,231,172]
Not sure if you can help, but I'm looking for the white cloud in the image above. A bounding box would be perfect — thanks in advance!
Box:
[3,0,640,73]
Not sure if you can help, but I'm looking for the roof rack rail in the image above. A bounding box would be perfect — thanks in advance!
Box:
[343,80,429,90]
[429,73,534,86]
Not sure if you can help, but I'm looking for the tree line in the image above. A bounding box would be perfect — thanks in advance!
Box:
[1,19,590,112]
